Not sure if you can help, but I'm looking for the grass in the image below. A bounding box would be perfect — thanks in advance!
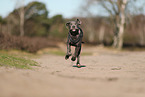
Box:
[46,50,66,56]
[81,52,92,56]
[0,48,91,69]
[0,49,37,58]
[0,54,39,69]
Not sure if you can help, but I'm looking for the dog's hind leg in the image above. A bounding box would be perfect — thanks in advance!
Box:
[65,44,72,60]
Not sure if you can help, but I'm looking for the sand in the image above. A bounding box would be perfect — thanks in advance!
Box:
[0,46,145,97]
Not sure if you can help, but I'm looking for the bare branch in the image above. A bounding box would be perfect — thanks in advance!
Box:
[108,0,118,14]
[100,2,114,17]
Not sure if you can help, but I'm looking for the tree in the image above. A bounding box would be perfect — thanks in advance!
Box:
[14,1,49,36]
[7,1,49,37]
[15,0,25,36]
[25,1,48,19]
[0,16,7,36]
[50,15,64,25]
[126,0,145,46]
[49,15,66,38]
[0,16,3,33]
[108,0,128,49]
[24,1,49,36]
[84,0,128,49]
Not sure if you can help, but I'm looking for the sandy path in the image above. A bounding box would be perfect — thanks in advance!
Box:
[0,47,145,97]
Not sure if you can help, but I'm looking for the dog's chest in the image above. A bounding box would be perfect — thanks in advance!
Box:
[68,28,83,46]
[69,30,80,39]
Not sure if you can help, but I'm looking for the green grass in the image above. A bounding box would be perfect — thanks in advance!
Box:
[46,50,66,56]
[81,52,92,56]
[0,49,37,58]
[0,54,39,69]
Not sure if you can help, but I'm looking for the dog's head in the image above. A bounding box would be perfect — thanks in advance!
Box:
[66,19,81,32]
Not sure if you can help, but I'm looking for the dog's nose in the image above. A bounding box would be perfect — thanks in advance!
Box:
[72,26,75,28]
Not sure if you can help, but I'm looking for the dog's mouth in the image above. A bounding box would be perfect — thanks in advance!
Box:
[70,29,78,32]
[72,29,76,32]
[70,29,79,36]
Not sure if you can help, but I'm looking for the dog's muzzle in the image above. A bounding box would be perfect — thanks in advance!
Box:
[70,29,79,36]
[70,29,78,32]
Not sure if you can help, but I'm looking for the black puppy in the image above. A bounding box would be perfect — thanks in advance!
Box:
[65,19,83,66]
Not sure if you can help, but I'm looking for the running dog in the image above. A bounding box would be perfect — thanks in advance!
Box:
[65,19,83,66]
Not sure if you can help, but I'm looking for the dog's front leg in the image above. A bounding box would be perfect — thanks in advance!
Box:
[65,44,72,60]
[76,55,80,65]
[71,46,81,61]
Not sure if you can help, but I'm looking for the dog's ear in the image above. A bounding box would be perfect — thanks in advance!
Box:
[76,19,81,25]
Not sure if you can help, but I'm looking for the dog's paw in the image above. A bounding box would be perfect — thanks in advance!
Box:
[71,57,76,61]
[65,55,70,60]
[77,63,81,68]
[65,53,72,60]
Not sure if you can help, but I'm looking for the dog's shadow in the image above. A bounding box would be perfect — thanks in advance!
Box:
[72,65,86,68]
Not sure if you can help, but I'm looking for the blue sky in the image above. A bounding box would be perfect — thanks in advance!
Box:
[1,0,143,18]
[0,0,83,18]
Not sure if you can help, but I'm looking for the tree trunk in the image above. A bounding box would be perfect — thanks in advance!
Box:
[7,22,11,35]
[20,6,25,36]
[139,19,145,46]
[113,15,120,48]
[87,18,95,43]
[117,0,127,49]
[0,24,2,33]
[113,34,118,48]
[112,0,127,49]
[99,26,105,45]
[17,0,25,36]
[0,24,4,37]
[139,30,145,46]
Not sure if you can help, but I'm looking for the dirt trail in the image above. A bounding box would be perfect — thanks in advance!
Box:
[0,46,145,97]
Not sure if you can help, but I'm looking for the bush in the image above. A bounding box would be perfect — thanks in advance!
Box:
[0,35,58,53]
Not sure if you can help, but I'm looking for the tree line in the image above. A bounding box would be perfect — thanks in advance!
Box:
[0,1,66,37]
[0,1,145,50]
[80,0,145,49]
